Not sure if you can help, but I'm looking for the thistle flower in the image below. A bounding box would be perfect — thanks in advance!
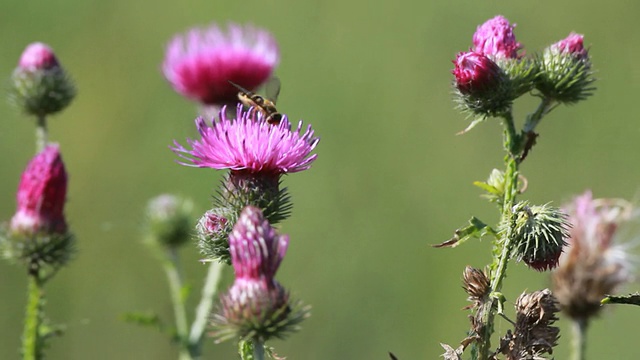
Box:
[163,23,279,106]
[212,206,308,342]
[536,32,595,103]
[497,289,560,359]
[9,42,76,116]
[472,15,521,59]
[452,51,512,117]
[144,194,193,248]
[510,202,569,271]
[10,145,68,236]
[172,105,319,176]
[552,190,634,321]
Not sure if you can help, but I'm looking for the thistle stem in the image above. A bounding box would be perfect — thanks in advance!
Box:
[253,339,265,360]
[523,97,555,133]
[22,270,44,360]
[477,113,521,359]
[187,261,225,357]
[35,114,47,153]
[571,318,588,360]
[163,248,192,360]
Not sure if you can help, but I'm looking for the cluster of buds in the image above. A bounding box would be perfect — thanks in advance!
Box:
[552,191,634,322]
[212,206,308,342]
[1,145,74,270]
[9,43,76,117]
[452,16,594,121]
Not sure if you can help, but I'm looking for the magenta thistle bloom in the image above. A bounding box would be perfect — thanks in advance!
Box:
[473,15,521,59]
[163,23,279,105]
[10,145,68,235]
[18,42,60,71]
[550,32,588,59]
[171,105,319,175]
[452,51,503,95]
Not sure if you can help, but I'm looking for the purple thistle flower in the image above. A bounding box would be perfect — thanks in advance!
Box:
[163,23,279,106]
[473,15,521,59]
[552,191,634,320]
[171,105,319,175]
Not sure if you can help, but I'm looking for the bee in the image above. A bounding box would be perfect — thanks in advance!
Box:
[228,77,283,125]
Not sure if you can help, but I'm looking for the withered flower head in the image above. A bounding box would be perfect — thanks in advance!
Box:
[552,190,634,321]
[497,289,560,360]
[462,266,490,308]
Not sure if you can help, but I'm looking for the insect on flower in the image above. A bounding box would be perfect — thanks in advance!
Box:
[228,77,283,125]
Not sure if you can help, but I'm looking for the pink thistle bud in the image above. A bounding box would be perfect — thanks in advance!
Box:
[229,206,288,284]
[163,23,279,106]
[10,145,68,235]
[452,51,503,96]
[213,206,308,342]
[473,15,522,59]
[18,42,60,71]
[551,32,588,59]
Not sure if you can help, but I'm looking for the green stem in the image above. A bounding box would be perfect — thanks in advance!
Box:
[523,97,555,133]
[253,339,265,360]
[477,114,521,360]
[163,248,192,360]
[22,270,44,360]
[35,114,47,153]
[187,261,225,357]
[571,318,588,360]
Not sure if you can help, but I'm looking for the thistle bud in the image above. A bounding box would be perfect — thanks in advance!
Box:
[212,206,308,342]
[536,33,595,103]
[452,51,512,117]
[144,194,193,248]
[10,145,68,236]
[510,202,569,271]
[195,208,234,263]
[2,145,74,269]
[9,42,76,117]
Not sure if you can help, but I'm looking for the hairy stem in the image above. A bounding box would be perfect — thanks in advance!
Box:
[187,261,225,357]
[163,248,192,360]
[477,113,521,359]
[35,114,47,153]
[571,317,588,360]
[523,97,555,133]
[22,270,44,360]
[253,339,265,360]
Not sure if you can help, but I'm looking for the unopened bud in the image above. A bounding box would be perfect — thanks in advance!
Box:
[9,42,76,116]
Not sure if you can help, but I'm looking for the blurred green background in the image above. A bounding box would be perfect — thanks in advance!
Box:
[1,0,639,359]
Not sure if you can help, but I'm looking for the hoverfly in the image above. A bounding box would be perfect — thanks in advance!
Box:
[228,77,283,125]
